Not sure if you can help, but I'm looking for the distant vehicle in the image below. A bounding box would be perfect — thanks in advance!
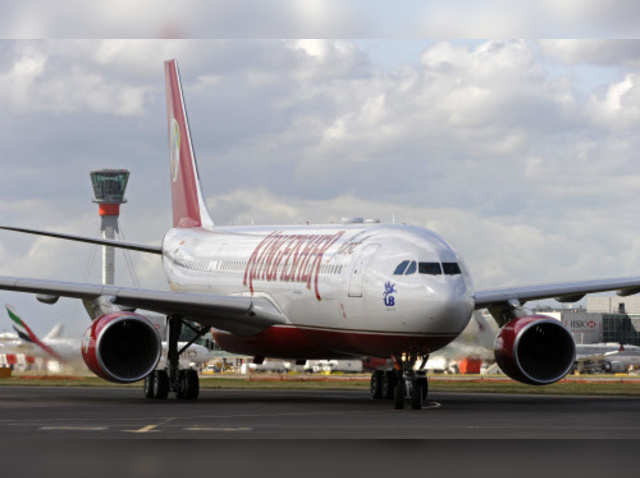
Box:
[574,343,640,373]
[304,360,363,373]
[241,359,288,374]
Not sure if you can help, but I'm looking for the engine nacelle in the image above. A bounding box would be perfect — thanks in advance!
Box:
[81,312,162,383]
[494,315,576,385]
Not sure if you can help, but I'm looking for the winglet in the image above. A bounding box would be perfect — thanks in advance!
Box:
[5,305,61,359]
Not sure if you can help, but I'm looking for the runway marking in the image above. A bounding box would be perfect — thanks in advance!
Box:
[39,426,107,431]
[184,427,253,432]
[123,417,176,434]
[124,424,160,433]
[423,401,441,410]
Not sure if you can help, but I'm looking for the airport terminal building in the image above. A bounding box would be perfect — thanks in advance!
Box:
[540,297,640,345]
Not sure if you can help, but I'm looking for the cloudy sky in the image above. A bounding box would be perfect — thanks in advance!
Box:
[1,38,640,336]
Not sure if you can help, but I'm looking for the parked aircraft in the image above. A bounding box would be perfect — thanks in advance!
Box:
[4,59,640,409]
[574,343,640,373]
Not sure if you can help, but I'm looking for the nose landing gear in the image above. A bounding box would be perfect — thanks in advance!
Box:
[369,353,429,410]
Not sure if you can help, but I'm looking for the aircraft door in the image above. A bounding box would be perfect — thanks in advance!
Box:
[347,244,379,297]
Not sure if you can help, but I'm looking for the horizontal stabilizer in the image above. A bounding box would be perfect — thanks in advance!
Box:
[44,323,64,341]
[0,226,162,255]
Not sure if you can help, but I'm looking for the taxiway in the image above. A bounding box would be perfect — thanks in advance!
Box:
[0,385,638,438]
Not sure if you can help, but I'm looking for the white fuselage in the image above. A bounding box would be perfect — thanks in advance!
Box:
[161,223,475,359]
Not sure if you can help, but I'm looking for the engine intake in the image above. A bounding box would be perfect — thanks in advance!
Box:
[494,315,576,385]
[81,312,162,383]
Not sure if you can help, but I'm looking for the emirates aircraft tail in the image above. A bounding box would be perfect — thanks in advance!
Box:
[6,305,61,360]
[164,59,214,229]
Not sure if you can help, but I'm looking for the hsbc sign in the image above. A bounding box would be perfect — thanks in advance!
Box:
[570,319,599,330]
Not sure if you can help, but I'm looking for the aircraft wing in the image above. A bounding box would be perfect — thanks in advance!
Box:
[474,276,640,308]
[0,276,285,336]
[0,226,162,254]
[474,276,640,325]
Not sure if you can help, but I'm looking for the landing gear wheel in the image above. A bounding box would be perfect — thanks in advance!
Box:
[177,369,199,400]
[155,370,169,399]
[393,379,405,409]
[382,371,397,399]
[410,378,424,410]
[393,373,407,410]
[144,372,156,399]
[187,369,199,399]
[419,376,428,401]
[370,370,384,399]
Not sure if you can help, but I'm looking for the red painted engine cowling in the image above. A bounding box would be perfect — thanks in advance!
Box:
[81,312,162,383]
[494,315,576,385]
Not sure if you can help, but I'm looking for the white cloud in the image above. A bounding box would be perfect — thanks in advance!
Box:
[540,39,640,66]
[2,39,640,334]
[0,43,150,115]
[587,73,640,126]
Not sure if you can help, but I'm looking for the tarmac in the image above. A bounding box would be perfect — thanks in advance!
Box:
[1,384,639,439]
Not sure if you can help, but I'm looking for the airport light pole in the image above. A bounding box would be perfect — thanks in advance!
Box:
[90,169,129,285]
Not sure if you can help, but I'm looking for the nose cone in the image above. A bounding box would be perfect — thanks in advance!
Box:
[425,280,474,334]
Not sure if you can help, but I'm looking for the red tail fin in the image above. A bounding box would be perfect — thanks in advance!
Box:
[164,59,214,229]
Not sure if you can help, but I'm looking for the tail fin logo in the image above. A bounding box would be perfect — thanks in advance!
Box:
[170,117,181,183]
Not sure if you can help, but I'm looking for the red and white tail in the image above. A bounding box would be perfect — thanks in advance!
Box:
[164,59,214,229]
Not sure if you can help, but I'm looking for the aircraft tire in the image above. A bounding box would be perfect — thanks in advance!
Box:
[370,371,384,399]
[187,369,200,400]
[382,371,397,399]
[415,372,428,401]
[410,379,424,410]
[420,376,428,401]
[177,369,199,400]
[393,380,405,410]
[155,370,169,399]
[144,372,156,399]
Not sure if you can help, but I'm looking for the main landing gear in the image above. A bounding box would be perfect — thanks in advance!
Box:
[144,315,207,400]
[369,354,428,410]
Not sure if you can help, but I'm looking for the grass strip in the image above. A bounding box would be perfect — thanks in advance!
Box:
[1,375,640,395]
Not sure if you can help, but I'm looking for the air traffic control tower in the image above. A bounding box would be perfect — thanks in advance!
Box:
[90,169,129,285]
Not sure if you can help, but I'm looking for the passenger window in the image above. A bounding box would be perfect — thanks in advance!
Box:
[419,262,442,275]
[393,260,409,275]
[442,262,461,275]
[405,261,417,275]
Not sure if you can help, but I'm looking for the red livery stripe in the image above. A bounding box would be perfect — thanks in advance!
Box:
[213,325,457,359]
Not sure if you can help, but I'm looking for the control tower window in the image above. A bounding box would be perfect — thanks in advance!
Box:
[419,262,442,275]
[393,260,409,275]
[405,261,417,275]
[442,262,461,275]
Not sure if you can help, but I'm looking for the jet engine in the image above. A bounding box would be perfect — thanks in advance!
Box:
[494,315,576,385]
[81,311,162,383]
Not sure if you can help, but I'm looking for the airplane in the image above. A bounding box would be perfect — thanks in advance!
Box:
[4,59,640,409]
[3,305,214,385]
[573,342,640,374]
[0,320,62,371]
[6,305,69,362]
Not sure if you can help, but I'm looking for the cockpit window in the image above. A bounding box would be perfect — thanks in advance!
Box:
[393,260,409,275]
[442,262,462,275]
[419,262,442,275]
[405,261,417,275]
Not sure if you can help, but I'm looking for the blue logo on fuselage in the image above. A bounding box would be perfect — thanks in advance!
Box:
[383,281,396,307]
